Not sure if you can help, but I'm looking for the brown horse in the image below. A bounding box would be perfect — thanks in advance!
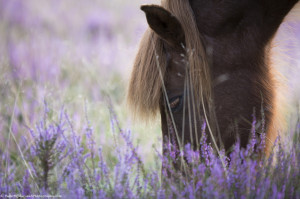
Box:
[128,0,299,162]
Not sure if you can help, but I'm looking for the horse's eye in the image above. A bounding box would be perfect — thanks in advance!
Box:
[169,96,183,112]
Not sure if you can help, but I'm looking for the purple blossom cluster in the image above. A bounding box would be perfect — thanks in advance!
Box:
[0,1,145,179]
[0,104,299,199]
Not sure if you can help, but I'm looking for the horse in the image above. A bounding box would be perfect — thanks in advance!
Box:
[127,0,299,167]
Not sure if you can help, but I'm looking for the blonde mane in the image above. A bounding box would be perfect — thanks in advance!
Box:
[127,0,212,122]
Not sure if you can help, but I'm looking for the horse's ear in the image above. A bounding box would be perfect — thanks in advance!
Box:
[141,5,185,48]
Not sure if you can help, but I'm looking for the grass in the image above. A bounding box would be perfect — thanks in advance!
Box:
[1,101,299,198]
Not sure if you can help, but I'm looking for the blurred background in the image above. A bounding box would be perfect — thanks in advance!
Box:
[0,0,299,168]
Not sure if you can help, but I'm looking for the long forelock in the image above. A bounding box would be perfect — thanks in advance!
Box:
[127,0,213,121]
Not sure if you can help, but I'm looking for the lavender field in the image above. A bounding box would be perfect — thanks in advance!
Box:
[0,0,300,198]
